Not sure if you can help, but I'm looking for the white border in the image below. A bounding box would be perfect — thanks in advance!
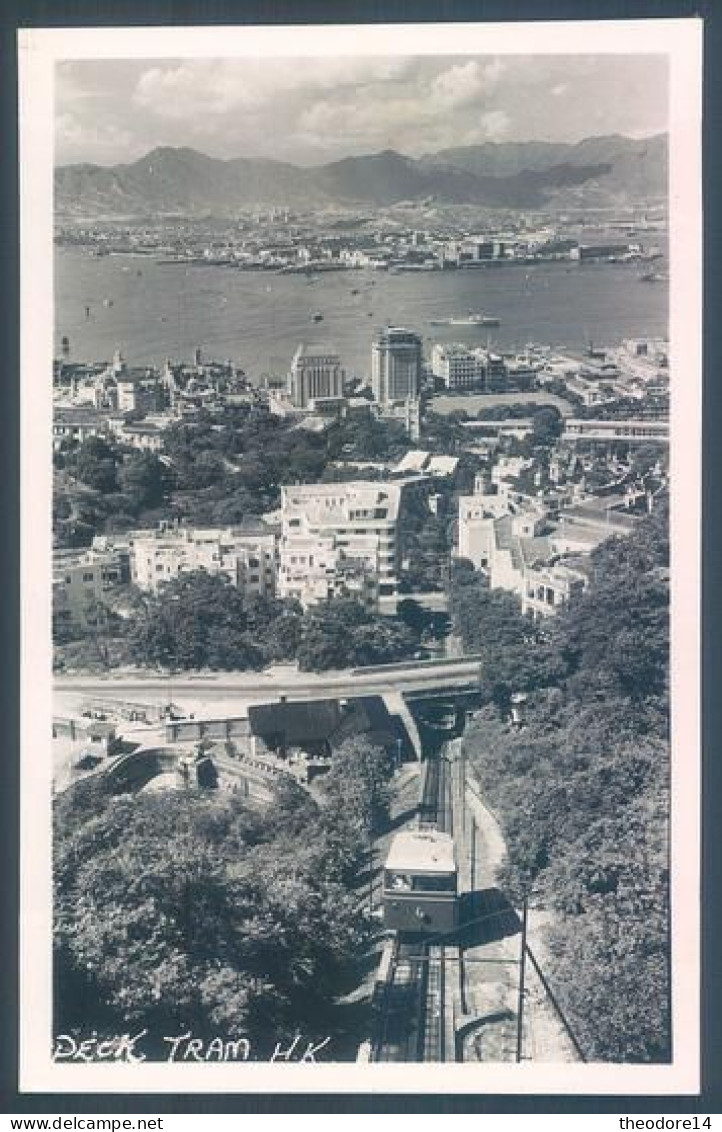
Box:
[19,18,703,1095]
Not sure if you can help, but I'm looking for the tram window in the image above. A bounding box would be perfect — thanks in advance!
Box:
[387,872,413,891]
[411,874,456,893]
[385,871,456,893]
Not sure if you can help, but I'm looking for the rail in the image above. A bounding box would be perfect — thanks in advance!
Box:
[372,746,458,1062]
[372,940,456,1062]
[525,943,587,1062]
[350,655,482,677]
[418,754,452,833]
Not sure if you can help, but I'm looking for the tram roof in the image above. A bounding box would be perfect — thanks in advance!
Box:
[385,829,456,874]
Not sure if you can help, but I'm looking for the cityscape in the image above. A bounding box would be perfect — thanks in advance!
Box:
[50,49,673,1071]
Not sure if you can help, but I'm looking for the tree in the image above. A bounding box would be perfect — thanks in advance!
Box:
[118,452,171,510]
[54,786,371,1054]
[530,406,563,448]
[324,736,396,837]
[67,436,120,494]
[128,571,261,671]
[295,599,419,672]
[459,509,671,1062]
[449,573,564,701]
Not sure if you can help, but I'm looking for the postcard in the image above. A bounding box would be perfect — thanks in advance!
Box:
[18,17,702,1095]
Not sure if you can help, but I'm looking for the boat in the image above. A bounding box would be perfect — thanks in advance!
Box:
[311,311,323,322]
[428,312,501,327]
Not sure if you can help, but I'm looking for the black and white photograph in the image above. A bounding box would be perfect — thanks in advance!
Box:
[19,18,702,1094]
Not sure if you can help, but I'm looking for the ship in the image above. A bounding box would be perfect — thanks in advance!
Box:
[311,311,324,322]
[428,312,501,327]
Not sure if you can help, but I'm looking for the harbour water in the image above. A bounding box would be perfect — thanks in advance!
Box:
[55,247,669,381]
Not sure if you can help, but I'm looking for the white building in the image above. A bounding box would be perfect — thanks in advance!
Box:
[130,526,277,596]
[278,481,404,612]
[118,423,166,452]
[456,503,587,618]
[562,419,669,445]
[431,343,483,389]
[371,327,421,404]
[289,343,345,408]
[53,407,111,450]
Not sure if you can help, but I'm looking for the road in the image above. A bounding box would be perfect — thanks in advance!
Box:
[54,657,483,717]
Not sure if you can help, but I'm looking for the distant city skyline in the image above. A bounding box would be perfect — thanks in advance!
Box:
[56,54,668,167]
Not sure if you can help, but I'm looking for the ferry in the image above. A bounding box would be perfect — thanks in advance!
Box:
[429,312,501,327]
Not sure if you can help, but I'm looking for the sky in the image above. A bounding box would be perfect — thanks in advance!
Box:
[55,54,668,167]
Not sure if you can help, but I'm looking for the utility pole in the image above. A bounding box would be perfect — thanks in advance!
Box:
[516,894,529,1063]
[470,815,476,891]
[460,742,466,837]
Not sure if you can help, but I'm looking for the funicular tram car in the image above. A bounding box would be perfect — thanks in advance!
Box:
[382,829,458,936]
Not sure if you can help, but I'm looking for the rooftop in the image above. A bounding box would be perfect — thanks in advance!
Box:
[292,342,341,361]
[384,829,456,874]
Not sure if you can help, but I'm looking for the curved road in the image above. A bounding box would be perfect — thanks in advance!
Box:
[54,657,483,715]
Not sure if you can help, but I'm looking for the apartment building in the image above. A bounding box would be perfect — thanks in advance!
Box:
[430,343,508,392]
[456,500,587,618]
[278,481,403,612]
[130,525,277,596]
[53,547,129,630]
[430,343,483,390]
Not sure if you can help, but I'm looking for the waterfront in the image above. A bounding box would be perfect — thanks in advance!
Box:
[55,247,668,381]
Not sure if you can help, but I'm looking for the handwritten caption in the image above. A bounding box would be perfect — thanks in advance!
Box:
[53,1031,332,1064]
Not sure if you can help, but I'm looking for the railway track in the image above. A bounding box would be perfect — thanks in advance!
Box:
[372,938,456,1062]
[371,749,459,1062]
[418,753,452,834]
[377,751,455,1060]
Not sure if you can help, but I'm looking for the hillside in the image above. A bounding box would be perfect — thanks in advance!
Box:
[452,504,671,1062]
[54,134,667,219]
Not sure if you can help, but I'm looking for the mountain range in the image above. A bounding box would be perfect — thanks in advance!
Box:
[54,134,667,219]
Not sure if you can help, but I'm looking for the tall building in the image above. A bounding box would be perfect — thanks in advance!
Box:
[289,343,345,408]
[371,327,421,404]
[278,481,404,612]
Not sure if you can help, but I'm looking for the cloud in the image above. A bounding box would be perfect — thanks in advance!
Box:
[132,57,414,120]
[55,111,136,162]
[55,54,668,167]
[479,110,510,141]
[430,58,503,107]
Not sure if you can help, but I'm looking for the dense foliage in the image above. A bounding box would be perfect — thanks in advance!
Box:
[54,760,385,1059]
[456,505,671,1062]
[323,735,397,839]
[125,575,420,673]
[54,407,413,547]
[448,561,565,709]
